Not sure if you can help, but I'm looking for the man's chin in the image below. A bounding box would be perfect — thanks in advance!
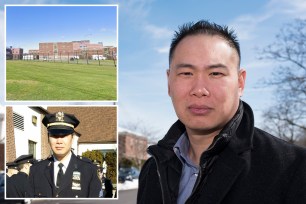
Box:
[53,151,69,159]
[185,123,222,136]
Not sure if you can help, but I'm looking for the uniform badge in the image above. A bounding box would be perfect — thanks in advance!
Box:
[56,112,65,122]
[72,171,81,190]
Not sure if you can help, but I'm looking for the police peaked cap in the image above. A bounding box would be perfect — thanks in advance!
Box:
[42,112,80,136]
[14,154,35,165]
[6,162,18,169]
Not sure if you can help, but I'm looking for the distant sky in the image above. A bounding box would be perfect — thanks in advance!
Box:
[1,0,306,140]
[6,5,117,52]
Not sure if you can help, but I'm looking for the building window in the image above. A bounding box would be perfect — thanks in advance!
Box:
[29,140,36,158]
[13,112,24,131]
[32,115,37,126]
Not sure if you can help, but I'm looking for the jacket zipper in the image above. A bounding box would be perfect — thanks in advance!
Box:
[148,148,166,204]
[185,135,223,203]
[185,162,207,203]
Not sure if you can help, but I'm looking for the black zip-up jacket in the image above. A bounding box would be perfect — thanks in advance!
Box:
[137,101,306,204]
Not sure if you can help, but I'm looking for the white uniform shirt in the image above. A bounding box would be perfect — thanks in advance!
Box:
[53,151,72,187]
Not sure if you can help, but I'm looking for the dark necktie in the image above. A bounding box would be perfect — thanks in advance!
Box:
[57,163,64,188]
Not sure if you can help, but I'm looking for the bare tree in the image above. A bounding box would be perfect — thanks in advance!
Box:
[261,101,305,143]
[122,118,161,143]
[121,119,161,169]
[259,19,306,144]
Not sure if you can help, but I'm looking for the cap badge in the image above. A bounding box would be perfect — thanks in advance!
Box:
[56,112,65,122]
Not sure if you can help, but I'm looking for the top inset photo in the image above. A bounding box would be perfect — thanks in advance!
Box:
[5,5,118,102]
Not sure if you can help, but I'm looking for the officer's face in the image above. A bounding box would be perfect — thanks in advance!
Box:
[48,134,73,161]
[24,163,32,175]
[168,34,246,137]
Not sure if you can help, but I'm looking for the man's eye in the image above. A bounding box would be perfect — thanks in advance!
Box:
[179,72,193,76]
[210,72,223,77]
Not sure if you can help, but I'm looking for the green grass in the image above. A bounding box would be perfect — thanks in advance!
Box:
[6,60,117,101]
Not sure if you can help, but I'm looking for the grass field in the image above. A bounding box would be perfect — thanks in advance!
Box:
[6,60,117,101]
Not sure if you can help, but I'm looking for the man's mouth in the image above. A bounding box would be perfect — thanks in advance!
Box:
[188,104,213,115]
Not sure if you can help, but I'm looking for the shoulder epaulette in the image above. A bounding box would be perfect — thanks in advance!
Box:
[77,155,93,163]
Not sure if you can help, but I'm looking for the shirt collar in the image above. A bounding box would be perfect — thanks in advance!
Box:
[53,151,72,170]
[174,132,198,168]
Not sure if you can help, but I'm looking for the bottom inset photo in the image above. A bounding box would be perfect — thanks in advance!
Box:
[5,106,117,200]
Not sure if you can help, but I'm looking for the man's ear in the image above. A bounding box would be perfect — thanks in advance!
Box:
[167,69,171,96]
[238,69,246,97]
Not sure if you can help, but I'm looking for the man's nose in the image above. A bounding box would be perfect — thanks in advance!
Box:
[190,75,210,97]
[56,137,63,143]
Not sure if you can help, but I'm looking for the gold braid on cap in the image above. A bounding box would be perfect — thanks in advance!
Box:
[47,122,74,128]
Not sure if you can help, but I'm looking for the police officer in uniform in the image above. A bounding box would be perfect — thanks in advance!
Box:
[7,154,35,198]
[29,112,101,198]
[6,162,18,178]
[6,161,18,199]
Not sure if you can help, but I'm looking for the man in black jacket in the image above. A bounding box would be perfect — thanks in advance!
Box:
[137,20,306,204]
[29,112,101,198]
[7,154,35,198]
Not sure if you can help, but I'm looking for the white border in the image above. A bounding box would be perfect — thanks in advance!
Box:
[5,104,119,200]
[4,4,119,104]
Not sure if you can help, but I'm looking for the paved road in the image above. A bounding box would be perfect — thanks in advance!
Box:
[30,189,137,204]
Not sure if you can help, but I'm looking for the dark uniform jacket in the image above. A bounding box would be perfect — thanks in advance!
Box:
[137,101,306,204]
[103,177,113,198]
[6,172,31,198]
[29,153,101,198]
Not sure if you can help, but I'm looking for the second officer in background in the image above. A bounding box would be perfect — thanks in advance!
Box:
[7,154,35,198]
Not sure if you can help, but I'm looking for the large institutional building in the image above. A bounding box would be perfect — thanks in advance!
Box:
[10,40,117,61]
[39,40,104,58]
[118,128,148,167]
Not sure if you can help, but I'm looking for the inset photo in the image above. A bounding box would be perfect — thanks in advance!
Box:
[5,5,118,101]
[5,106,117,199]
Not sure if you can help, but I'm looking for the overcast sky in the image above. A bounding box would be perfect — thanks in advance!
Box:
[1,0,306,139]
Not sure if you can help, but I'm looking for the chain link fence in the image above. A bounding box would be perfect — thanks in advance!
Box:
[20,50,117,67]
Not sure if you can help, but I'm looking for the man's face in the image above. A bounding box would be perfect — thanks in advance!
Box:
[167,34,246,136]
[48,134,73,161]
[24,163,32,175]
[8,168,18,176]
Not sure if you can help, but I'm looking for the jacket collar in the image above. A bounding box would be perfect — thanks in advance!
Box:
[149,100,254,162]
[44,152,80,196]
[187,102,255,203]
[147,101,255,203]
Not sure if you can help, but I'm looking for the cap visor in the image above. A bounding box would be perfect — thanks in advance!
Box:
[48,126,74,136]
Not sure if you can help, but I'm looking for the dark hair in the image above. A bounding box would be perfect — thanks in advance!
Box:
[169,20,241,66]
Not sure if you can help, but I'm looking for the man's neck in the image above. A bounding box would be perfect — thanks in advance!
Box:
[54,151,72,163]
[186,128,221,165]
[20,169,29,176]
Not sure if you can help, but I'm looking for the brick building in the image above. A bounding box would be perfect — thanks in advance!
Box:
[39,40,104,60]
[28,49,40,59]
[29,50,39,54]
[104,46,117,59]
[119,128,148,164]
[6,47,13,60]
[6,106,117,163]
[11,48,23,60]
